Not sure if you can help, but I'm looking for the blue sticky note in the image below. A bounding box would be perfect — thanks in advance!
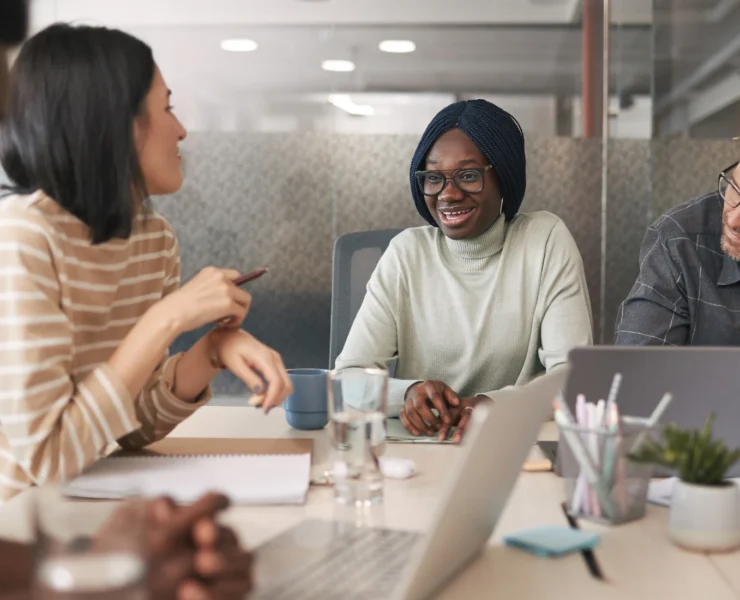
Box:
[503,526,600,557]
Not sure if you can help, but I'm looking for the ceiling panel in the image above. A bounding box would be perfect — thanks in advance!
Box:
[19,1,653,134]
[125,24,650,97]
[30,0,580,28]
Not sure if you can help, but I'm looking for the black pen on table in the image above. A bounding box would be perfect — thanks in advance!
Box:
[560,502,606,582]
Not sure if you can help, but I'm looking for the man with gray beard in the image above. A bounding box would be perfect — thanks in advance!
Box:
[616,160,740,346]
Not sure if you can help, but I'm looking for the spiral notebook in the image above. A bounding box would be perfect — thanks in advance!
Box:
[62,438,313,505]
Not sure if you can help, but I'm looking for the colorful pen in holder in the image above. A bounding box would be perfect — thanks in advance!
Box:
[555,415,655,525]
[553,378,673,525]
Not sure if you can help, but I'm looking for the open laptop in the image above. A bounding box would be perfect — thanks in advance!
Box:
[565,346,740,476]
[251,367,568,600]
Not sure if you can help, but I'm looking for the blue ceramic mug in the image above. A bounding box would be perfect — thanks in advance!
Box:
[284,369,330,430]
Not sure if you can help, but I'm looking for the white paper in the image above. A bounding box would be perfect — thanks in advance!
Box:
[62,454,311,505]
[647,477,678,507]
[647,477,740,507]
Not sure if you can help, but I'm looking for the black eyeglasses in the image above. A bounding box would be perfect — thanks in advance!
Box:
[719,161,740,208]
[415,165,493,197]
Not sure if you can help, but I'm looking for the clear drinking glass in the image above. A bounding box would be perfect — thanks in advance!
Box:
[328,368,389,506]
[32,486,147,600]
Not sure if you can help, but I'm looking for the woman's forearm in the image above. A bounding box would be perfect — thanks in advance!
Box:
[108,303,221,405]
[170,330,221,401]
[106,304,180,399]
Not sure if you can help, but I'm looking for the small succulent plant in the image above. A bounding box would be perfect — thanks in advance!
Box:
[630,413,740,486]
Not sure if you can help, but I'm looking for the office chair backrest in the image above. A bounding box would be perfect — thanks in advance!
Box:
[329,229,402,369]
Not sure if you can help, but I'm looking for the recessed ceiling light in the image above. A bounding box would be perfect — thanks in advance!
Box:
[379,40,416,54]
[221,39,259,52]
[321,60,356,72]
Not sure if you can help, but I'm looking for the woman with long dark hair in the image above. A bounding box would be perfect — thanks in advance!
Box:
[0,22,292,503]
[0,17,261,598]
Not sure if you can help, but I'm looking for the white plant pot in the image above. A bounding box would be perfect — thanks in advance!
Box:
[669,480,740,553]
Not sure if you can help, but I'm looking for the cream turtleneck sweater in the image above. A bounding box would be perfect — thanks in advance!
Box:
[335,211,593,416]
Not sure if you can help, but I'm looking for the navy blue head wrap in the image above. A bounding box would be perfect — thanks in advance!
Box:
[409,99,526,226]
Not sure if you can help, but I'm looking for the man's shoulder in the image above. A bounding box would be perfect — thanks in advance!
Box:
[651,192,721,241]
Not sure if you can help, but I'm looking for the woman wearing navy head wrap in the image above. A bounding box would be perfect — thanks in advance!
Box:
[336,99,593,442]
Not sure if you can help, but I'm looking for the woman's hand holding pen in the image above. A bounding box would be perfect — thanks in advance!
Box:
[159,265,290,411]
[112,267,259,404]
[159,267,253,334]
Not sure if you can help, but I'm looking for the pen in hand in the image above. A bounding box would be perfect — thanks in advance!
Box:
[233,268,268,287]
[216,268,269,327]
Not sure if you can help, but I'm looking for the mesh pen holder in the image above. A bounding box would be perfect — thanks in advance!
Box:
[558,417,655,526]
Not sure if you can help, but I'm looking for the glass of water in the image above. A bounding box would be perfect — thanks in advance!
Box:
[328,367,388,506]
[32,485,147,600]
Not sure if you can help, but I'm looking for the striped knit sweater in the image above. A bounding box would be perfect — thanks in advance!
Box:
[0,191,211,503]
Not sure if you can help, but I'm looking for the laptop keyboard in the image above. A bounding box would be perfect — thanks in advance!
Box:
[253,527,420,600]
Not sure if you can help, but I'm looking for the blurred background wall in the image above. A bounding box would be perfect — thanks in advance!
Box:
[3,0,738,395]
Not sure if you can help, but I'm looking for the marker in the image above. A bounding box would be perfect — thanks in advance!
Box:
[628,392,674,453]
[554,410,616,520]
[603,372,622,428]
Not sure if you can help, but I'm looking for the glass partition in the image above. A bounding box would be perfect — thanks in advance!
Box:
[652,0,739,222]
[7,0,666,393]
[604,0,653,342]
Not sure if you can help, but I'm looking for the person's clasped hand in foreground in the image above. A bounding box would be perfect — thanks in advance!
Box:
[0,493,252,599]
[96,492,252,600]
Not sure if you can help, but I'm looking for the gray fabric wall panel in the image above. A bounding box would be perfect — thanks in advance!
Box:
[153,133,608,394]
[155,133,336,394]
[523,137,603,339]
[4,132,739,397]
[605,140,652,343]
[330,135,425,236]
[652,139,737,217]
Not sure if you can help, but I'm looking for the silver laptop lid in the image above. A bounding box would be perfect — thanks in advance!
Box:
[565,346,740,476]
[394,367,568,600]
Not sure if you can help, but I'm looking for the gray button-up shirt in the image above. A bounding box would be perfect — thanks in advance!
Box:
[615,191,740,346]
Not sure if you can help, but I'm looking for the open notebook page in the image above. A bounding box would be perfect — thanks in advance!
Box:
[62,453,311,505]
